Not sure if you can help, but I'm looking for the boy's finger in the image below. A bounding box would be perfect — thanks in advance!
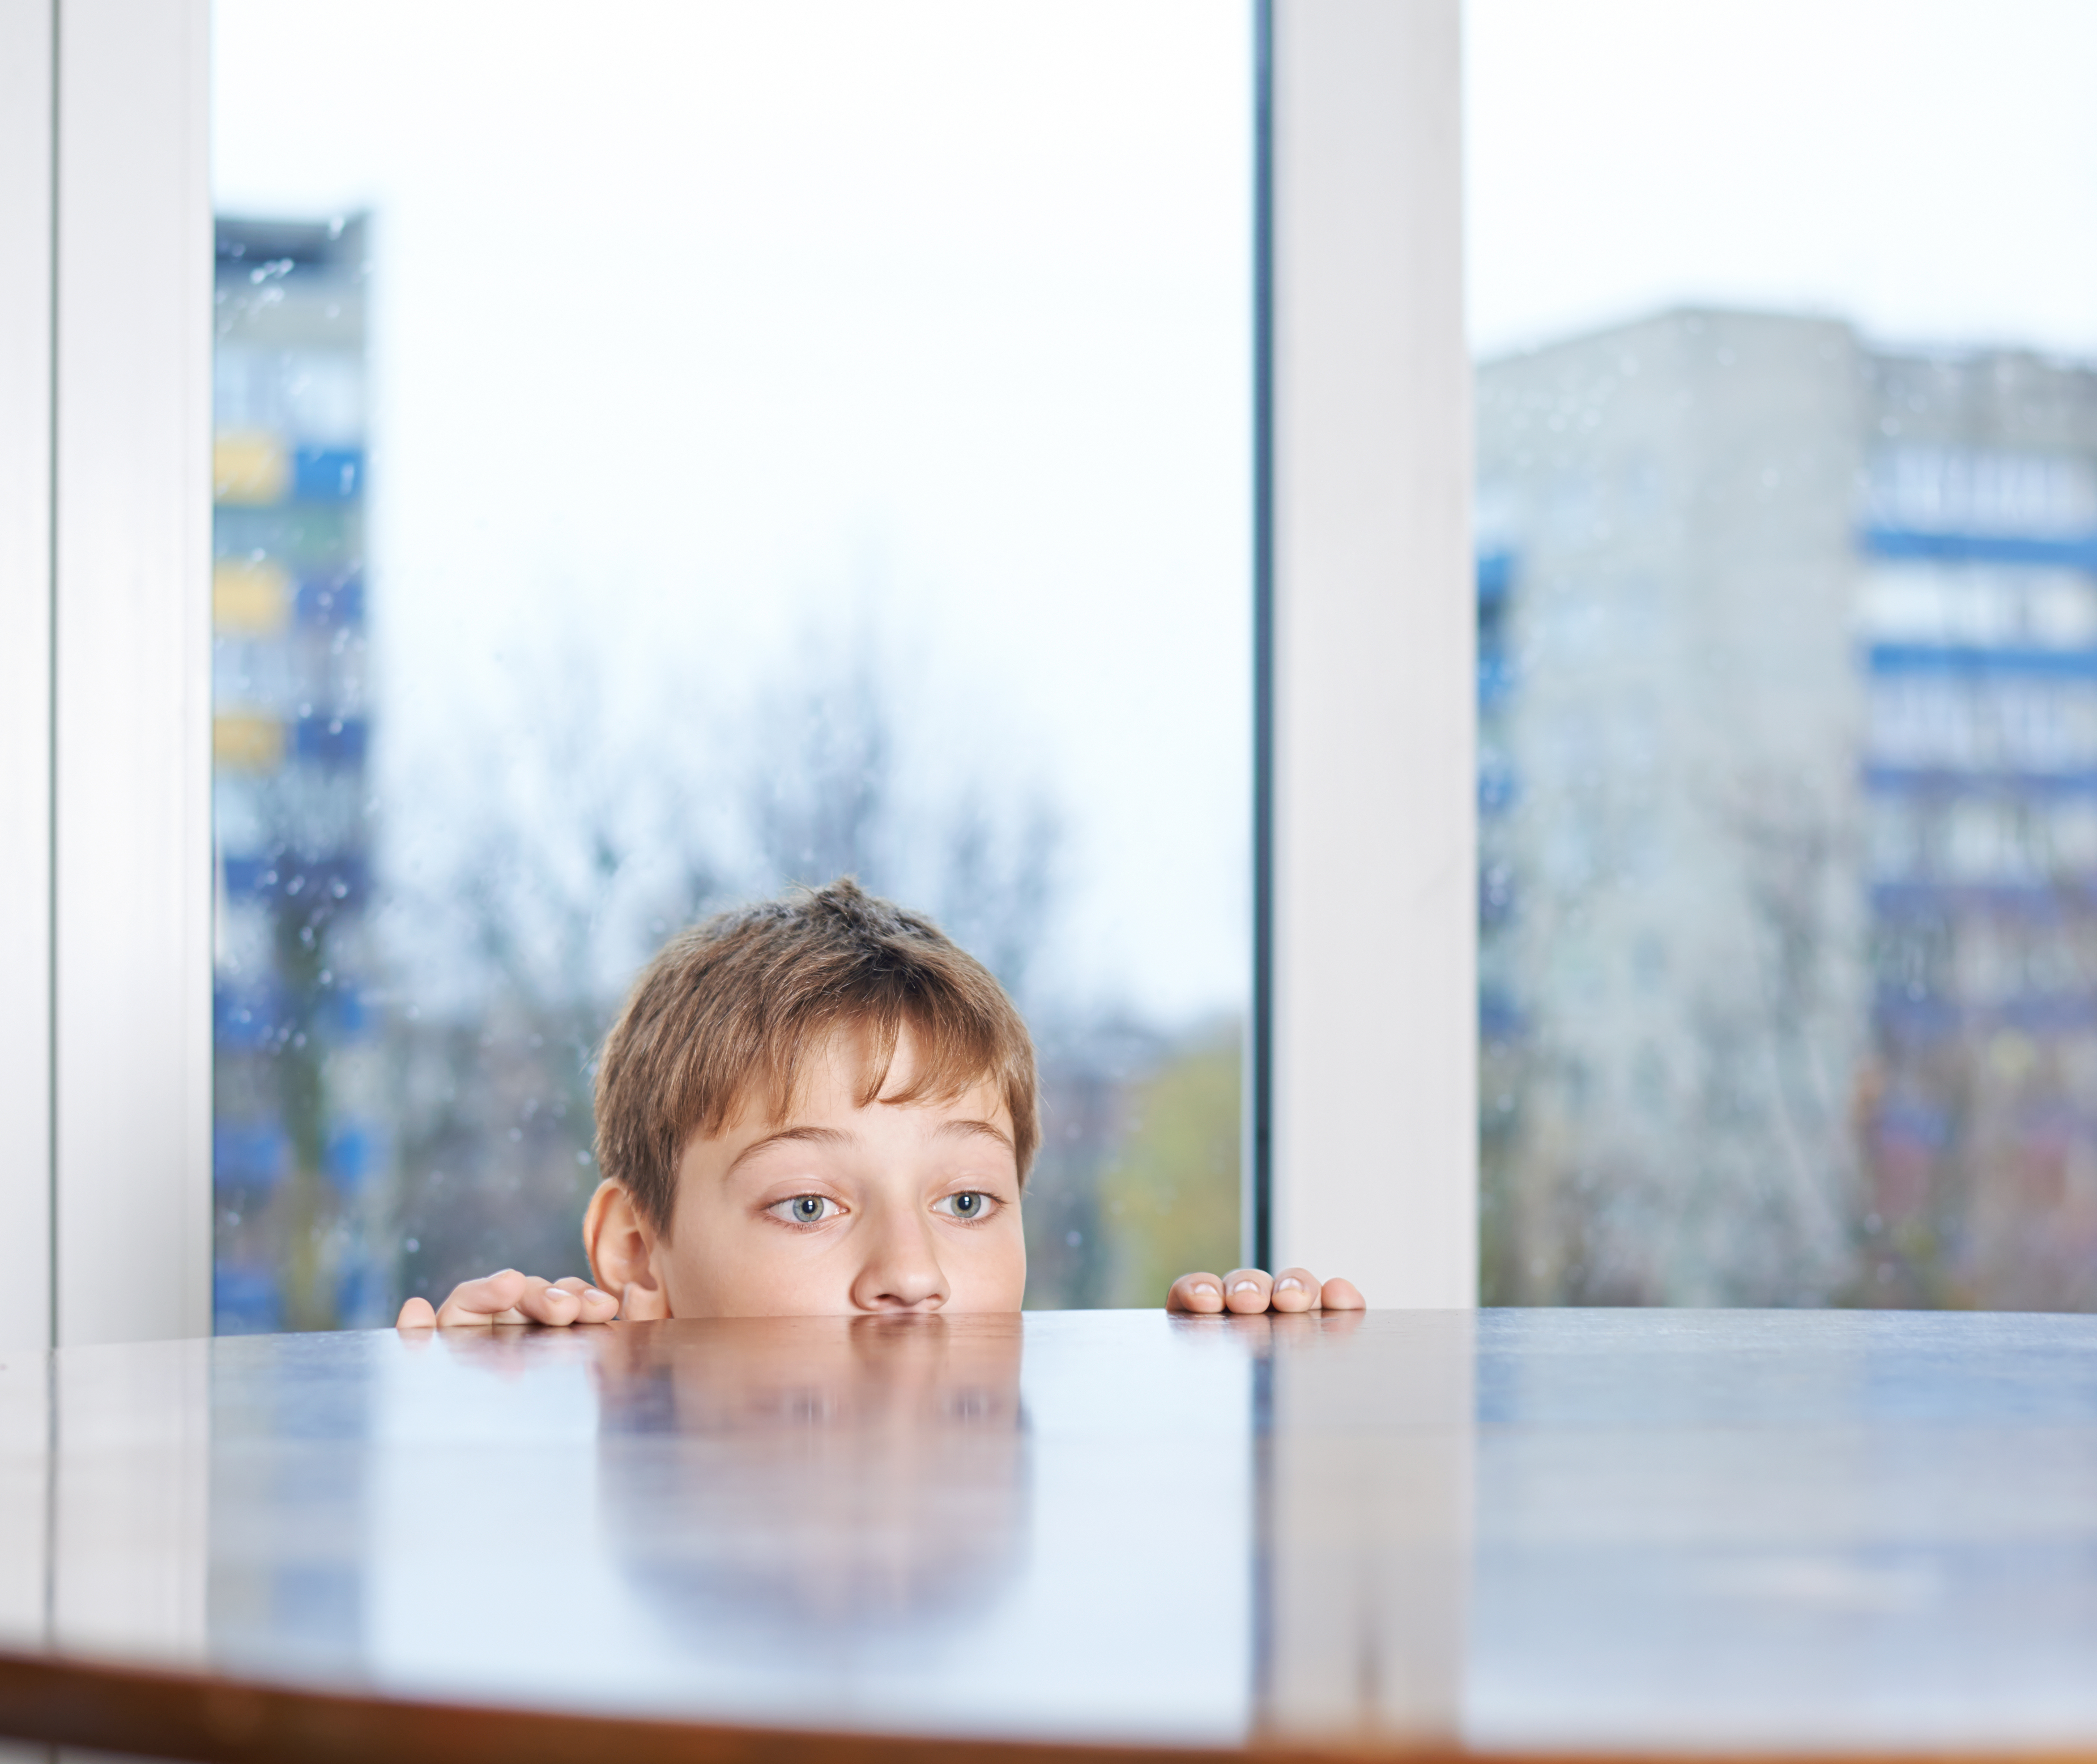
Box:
[520,1281,580,1325]
[559,1279,621,1322]
[1223,1268,1274,1314]
[433,1269,531,1326]
[543,1276,619,1324]
[1318,1276,1365,1310]
[1167,1272,1226,1314]
[1269,1267,1320,1313]
[396,1296,437,1329]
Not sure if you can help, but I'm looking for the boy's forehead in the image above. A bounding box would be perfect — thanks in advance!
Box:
[718,1021,1008,1134]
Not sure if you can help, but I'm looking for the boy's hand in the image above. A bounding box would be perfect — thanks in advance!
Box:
[1166,1266,1365,1315]
[396,1270,620,1329]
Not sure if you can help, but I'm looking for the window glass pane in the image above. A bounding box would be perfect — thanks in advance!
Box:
[1469,0,2097,1305]
[210,3,1251,1329]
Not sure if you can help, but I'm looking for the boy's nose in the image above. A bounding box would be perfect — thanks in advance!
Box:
[850,1209,950,1312]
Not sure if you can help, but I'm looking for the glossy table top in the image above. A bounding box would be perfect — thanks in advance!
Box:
[5,1307,2097,1761]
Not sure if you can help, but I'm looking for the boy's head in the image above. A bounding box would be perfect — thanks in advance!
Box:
[585,879,1035,1317]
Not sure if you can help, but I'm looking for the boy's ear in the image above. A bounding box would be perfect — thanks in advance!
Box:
[583,1179,670,1321]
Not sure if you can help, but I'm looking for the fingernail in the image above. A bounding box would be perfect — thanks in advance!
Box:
[1231,1280,1260,1293]
[1277,1277,1304,1291]
[582,1288,605,1302]
[1192,1283,1218,1297]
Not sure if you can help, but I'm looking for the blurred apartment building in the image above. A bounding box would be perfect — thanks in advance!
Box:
[211,215,385,1332]
[1479,309,2097,1310]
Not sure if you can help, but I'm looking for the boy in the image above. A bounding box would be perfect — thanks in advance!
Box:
[397,879,1361,1327]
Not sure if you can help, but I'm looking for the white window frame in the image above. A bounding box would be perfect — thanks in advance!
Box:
[1261,0,1474,1308]
[0,0,1470,1348]
[0,0,58,1353]
[0,0,213,1350]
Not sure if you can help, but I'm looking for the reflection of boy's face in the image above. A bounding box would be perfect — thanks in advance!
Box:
[594,1314,1028,1635]
[594,1027,1026,1317]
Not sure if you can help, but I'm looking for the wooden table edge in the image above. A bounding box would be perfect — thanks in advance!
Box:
[3,1649,2096,1764]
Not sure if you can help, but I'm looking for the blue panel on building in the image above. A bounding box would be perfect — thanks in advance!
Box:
[321,985,373,1039]
[1479,651,1517,708]
[293,446,364,502]
[215,1121,289,1190]
[295,573,365,627]
[1862,526,2097,572]
[1479,987,1524,1039]
[293,715,369,767]
[1865,766,2097,796]
[214,979,289,1049]
[1480,863,1516,928]
[1998,996,2097,1032]
[1479,758,1520,814]
[1477,550,1516,605]
[1872,1096,1952,1148]
[214,1263,282,1335]
[222,852,369,908]
[335,1260,391,1330]
[324,1123,379,1191]
[1866,642,2097,678]
[1872,881,2093,918]
[1875,991,2097,1036]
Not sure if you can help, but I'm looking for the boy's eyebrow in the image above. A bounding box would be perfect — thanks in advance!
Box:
[723,1125,852,1180]
[936,1118,1015,1154]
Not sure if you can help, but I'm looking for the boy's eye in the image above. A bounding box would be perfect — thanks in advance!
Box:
[768,1194,841,1226]
[933,1191,995,1221]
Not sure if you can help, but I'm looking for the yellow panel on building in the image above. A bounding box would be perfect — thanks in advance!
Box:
[213,559,292,635]
[214,713,286,774]
[213,430,289,506]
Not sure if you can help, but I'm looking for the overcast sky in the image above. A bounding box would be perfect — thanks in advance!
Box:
[216,0,2097,1021]
[215,0,1253,1026]
[1467,0,2097,359]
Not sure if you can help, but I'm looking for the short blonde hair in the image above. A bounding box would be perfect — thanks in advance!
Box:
[594,878,1038,1231]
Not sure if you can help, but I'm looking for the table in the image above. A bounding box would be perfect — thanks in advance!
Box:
[3,1307,2097,1762]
